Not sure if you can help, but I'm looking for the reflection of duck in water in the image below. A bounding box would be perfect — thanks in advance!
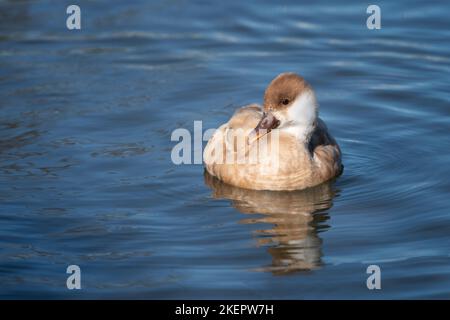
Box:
[204,171,337,275]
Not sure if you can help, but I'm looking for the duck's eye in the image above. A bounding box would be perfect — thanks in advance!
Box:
[282,98,290,105]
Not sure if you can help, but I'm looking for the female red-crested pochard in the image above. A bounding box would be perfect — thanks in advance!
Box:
[203,72,343,191]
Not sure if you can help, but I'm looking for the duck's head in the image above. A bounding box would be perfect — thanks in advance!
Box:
[252,73,318,142]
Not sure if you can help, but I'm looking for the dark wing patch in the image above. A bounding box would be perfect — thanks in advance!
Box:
[307,118,337,155]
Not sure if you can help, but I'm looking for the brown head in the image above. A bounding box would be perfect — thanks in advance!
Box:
[263,72,311,112]
[250,73,318,143]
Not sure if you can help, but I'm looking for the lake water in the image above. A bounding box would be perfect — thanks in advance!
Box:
[1,0,450,299]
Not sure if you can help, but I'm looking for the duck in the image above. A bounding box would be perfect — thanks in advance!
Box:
[203,72,343,191]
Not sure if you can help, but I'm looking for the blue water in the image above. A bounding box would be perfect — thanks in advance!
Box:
[1,0,450,299]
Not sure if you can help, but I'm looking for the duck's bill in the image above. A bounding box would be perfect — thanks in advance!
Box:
[247,112,280,145]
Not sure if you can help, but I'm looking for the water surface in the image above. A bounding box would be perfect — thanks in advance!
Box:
[1,0,450,299]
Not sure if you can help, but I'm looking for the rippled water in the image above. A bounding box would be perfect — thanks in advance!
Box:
[1,0,450,299]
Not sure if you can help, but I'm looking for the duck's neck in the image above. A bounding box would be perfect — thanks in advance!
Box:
[282,120,316,143]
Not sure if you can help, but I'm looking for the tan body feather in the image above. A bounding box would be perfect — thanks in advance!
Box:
[204,105,342,191]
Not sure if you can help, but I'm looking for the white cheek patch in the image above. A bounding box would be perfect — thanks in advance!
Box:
[287,91,317,126]
[278,90,318,140]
